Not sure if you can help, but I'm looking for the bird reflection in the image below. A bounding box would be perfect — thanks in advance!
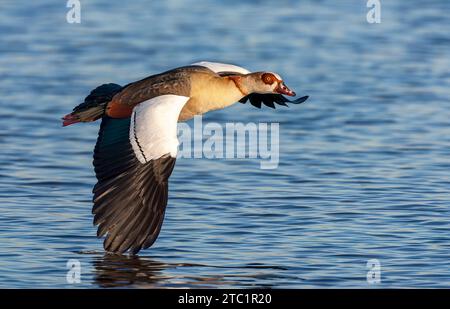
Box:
[93,253,285,288]
[93,254,170,288]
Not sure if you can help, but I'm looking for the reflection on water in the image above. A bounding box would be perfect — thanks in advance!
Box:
[1,0,450,288]
[92,253,291,288]
[93,255,170,288]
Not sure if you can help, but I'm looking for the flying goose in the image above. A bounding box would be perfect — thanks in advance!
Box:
[62,61,308,254]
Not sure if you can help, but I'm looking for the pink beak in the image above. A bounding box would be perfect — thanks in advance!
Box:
[276,82,296,96]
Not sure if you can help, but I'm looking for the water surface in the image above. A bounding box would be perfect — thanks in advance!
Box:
[0,0,449,288]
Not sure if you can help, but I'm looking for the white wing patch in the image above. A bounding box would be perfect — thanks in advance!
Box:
[130,95,190,163]
[192,61,251,75]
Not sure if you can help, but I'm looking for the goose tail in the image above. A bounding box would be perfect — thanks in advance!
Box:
[62,83,123,126]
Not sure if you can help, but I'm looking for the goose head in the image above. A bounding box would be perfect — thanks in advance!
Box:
[240,72,296,97]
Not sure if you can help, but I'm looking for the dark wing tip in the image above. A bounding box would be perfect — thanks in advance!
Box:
[290,95,309,104]
[240,94,309,109]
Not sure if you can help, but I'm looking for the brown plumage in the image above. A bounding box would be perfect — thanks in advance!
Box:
[62,62,308,254]
[63,63,303,126]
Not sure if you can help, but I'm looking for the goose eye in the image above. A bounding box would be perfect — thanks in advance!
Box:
[262,73,275,85]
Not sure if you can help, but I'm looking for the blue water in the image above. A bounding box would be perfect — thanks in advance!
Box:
[1,0,450,288]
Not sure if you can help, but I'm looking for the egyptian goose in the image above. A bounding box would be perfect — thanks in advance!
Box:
[62,61,308,254]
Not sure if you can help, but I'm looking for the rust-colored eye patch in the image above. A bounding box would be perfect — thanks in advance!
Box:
[261,73,277,85]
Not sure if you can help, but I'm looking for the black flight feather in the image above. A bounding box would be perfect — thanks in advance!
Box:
[92,116,176,254]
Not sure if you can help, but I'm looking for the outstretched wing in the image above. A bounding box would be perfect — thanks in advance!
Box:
[92,95,189,254]
[192,61,309,109]
[238,94,309,109]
